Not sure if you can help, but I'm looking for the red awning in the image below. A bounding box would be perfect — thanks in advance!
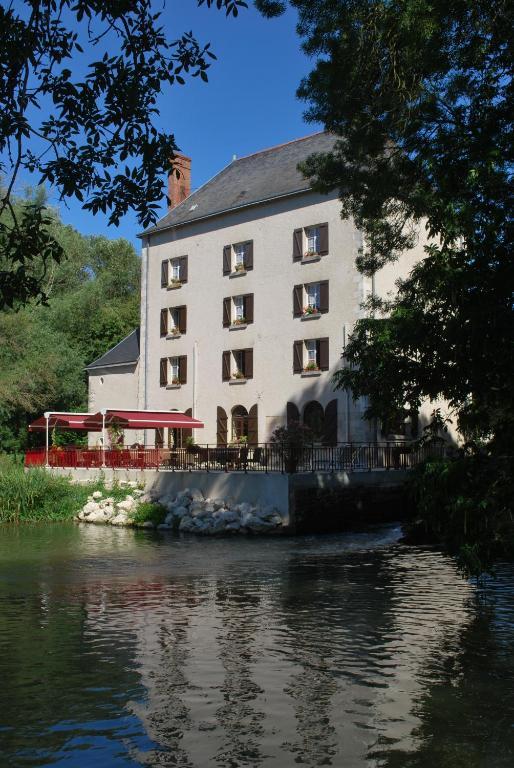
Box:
[85,410,204,430]
[28,413,101,432]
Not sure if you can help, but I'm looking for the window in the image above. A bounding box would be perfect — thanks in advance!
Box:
[293,223,329,261]
[222,348,253,380]
[306,227,319,255]
[234,295,244,321]
[223,294,254,327]
[160,306,186,337]
[223,241,254,275]
[232,405,249,442]
[306,283,320,310]
[161,256,188,287]
[303,401,325,441]
[170,308,180,333]
[293,282,329,317]
[293,338,329,373]
[160,356,187,386]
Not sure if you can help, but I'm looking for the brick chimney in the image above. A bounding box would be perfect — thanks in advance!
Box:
[168,154,191,210]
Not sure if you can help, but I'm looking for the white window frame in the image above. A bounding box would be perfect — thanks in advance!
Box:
[169,308,180,333]
[234,243,246,268]
[171,259,181,281]
[306,282,320,310]
[306,227,320,254]
[170,356,180,382]
[305,340,317,367]
[233,295,244,322]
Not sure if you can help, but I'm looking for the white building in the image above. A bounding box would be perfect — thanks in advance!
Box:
[88,133,434,448]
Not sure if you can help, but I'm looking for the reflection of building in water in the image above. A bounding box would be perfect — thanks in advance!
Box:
[213,582,266,767]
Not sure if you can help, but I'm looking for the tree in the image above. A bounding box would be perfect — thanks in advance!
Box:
[259,0,513,451]
[0,0,248,308]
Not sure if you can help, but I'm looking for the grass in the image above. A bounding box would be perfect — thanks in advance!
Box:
[0,454,129,524]
[130,501,166,527]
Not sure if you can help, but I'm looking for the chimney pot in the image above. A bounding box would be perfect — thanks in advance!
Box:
[168,154,191,210]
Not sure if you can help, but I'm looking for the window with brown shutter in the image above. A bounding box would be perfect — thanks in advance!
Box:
[178,356,187,384]
[178,306,187,334]
[161,260,169,288]
[243,293,254,324]
[179,255,188,283]
[293,341,303,373]
[319,281,329,314]
[248,404,258,445]
[244,241,253,270]
[318,337,329,370]
[243,348,253,379]
[223,245,231,275]
[318,223,329,255]
[160,308,168,337]
[222,297,231,327]
[159,357,168,387]
[217,406,228,446]
[293,284,303,317]
[287,401,300,425]
[293,228,303,261]
[222,350,231,381]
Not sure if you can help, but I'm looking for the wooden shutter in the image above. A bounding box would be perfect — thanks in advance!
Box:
[323,399,338,445]
[178,356,187,384]
[293,228,303,261]
[179,255,188,283]
[318,223,329,255]
[293,341,303,373]
[244,293,254,324]
[159,357,168,387]
[161,260,169,288]
[179,306,187,334]
[222,350,231,381]
[248,404,258,446]
[318,337,329,370]
[319,280,329,313]
[293,284,303,317]
[244,241,253,271]
[244,348,253,379]
[287,401,300,426]
[223,297,231,327]
[223,245,231,275]
[217,406,228,446]
[160,308,168,337]
[182,407,193,442]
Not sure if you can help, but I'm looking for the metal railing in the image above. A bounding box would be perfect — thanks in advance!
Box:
[24,442,447,473]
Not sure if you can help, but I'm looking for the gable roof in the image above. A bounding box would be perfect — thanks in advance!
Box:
[85,328,140,371]
[141,131,336,236]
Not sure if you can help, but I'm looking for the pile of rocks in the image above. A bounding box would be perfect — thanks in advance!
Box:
[76,487,284,535]
[158,488,283,534]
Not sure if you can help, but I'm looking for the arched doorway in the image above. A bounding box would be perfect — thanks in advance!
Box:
[303,401,325,442]
[231,405,249,443]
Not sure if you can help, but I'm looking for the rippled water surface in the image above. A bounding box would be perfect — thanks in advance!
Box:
[0,523,513,767]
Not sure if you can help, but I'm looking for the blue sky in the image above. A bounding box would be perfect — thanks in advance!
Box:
[30,2,322,249]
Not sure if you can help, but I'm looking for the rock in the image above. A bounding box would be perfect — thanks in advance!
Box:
[212,498,225,510]
[110,513,130,526]
[190,501,205,515]
[116,497,136,512]
[141,520,155,529]
[237,502,253,517]
[132,488,145,497]
[204,502,216,514]
[157,523,171,530]
[92,490,103,500]
[173,505,188,519]
[218,509,239,524]
[82,501,100,517]
[179,516,195,532]
[164,512,174,525]
[190,488,204,502]
[226,521,241,531]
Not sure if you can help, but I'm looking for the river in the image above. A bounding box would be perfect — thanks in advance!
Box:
[0,523,513,767]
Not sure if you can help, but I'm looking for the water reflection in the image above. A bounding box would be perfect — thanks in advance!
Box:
[0,524,513,767]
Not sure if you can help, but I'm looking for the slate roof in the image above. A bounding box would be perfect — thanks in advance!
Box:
[85,328,140,371]
[142,131,336,235]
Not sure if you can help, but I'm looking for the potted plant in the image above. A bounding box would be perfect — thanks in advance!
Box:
[303,306,319,316]
[169,326,180,337]
[232,371,245,379]
[234,262,245,272]
[169,277,182,287]
[270,421,314,473]
[304,249,318,258]
[232,317,246,326]
[171,376,181,385]
[304,361,320,372]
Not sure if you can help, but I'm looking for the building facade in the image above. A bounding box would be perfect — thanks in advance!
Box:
[89,133,437,448]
